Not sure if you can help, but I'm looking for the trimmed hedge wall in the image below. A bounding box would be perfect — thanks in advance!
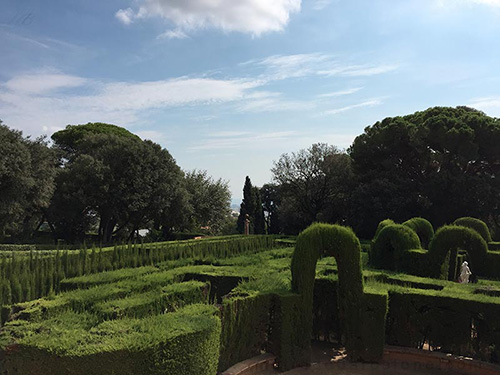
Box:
[454,217,492,242]
[290,223,386,367]
[370,224,421,271]
[385,289,500,362]
[0,304,221,375]
[218,292,272,371]
[374,219,395,239]
[403,217,434,249]
[428,225,488,279]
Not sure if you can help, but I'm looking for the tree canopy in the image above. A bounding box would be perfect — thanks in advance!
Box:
[349,106,500,237]
[0,121,56,241]
[271,143,354,234]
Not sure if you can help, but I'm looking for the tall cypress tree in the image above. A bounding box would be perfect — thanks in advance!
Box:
[237,176,255,234]
[252,187,266,234]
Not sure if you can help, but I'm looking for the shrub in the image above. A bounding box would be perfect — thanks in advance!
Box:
[289,223,386,368]
[428,225,488,279]
[0,304,221,375]
[373,219,395,239]
[370,224,421,271]
[218,292,272,371]
[454,217,492,242]
[402,217,434,249]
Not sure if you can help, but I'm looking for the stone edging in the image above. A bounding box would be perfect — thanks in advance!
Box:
[384,346,500,375]
[221,347,500,375]
[220,353,275,375]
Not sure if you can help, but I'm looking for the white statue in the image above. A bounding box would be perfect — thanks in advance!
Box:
[459,261,472,284]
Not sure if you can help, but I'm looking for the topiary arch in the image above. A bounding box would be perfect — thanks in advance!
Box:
[403,217,434,249]
[370,224,421,271]
[290,223,386,365]
[428,225,488,279]
[453,217,492,243]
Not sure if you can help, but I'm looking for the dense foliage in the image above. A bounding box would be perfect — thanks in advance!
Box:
[349,106,500,238]
[453,216,492,242]
[1,121,233,244]
[236,176,265,234]
[271,143,354,234]
[0,122,56,242]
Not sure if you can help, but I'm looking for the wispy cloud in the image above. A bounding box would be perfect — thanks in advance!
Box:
[157,29,189,40]
[322,98,384,115]
[313,0,334,10]
[3,71,87,94]
[317,87,363,97]
[115,8,135,25]
[116,0,301,36]
[437,0,500,7]
[319,64,399,77]
[468,97,500,116]
[189,131,300,151]
[0,71,263,135]
[252,53,399,81]
[237,91,313,112]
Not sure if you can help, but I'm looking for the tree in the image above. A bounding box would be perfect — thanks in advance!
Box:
[271,143,354,234]
[260,183,281,234]
[49,124,186,243]
[349,106,500,237]
[237,176,265,234]
[184,170,232,235]
[0,121,56,241]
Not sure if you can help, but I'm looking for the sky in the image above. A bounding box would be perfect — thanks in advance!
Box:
[1,0,500,202]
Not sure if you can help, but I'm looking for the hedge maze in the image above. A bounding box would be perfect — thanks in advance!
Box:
[1,219,500,374]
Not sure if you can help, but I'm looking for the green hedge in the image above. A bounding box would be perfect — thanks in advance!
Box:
[489,242,500,251]
[94,281,209,320]
[454,217,492,242]
[428,225,488,279]
[0,304,221,375]
[385,289,500,362]
[290,223,386,367]
[218,292,272,371]
[402,217,434,249]
[370,224,421,271]
[0,236,282,308]
[373,219,395,239]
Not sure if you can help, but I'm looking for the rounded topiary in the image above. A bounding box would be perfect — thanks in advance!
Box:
[453,217,492,243]
[403,217,434,249]
[370,224,421,271]
[374,219,396,239]
[428,225,488,279]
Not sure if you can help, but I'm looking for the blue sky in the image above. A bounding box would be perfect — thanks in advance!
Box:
[1,0,500,201]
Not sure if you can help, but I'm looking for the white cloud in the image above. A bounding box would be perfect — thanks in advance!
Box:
[313,0,333,10]
[237,91,313,112]
[319,64,399,77]
[189,130,300,151]
[0,72,263,135]
[157,28,189,39]
[323,98,383,115]
[317,87,363,97]
[117,0,301,36]
[115,8,135,25]
[257,53,330,80]
[3,72,87,94]
[436,0,500,8]
[253,53,399,81]
[468,97,500,117]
